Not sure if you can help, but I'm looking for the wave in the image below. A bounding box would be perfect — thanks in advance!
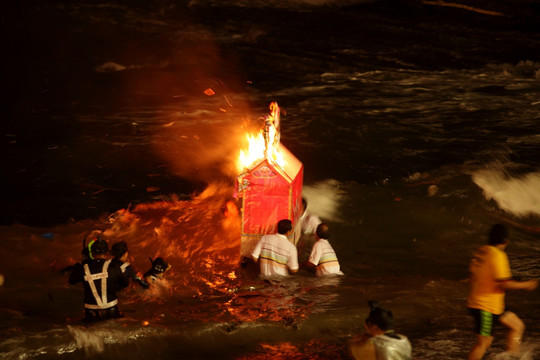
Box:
[302,179,346,223]
[421,0,506,17]
[472,169,540,218]
[187,0,376,9]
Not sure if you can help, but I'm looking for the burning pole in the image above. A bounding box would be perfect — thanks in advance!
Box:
[236,102,304,258]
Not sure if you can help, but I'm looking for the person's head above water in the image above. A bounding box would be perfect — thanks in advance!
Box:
[316,223,330,240]
[488,223,509,246]
[277,219,293,235]
[111,241,128,259]
[89,238,108,259]
[365,301,394,332]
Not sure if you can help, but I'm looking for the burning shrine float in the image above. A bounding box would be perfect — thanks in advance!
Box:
[236,102,304,258]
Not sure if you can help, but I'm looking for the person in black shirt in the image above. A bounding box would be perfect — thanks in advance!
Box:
[111,241,149,289]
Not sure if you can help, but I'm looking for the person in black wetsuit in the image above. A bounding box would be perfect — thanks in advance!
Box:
[111,241,149,289]
[69,238,129,322]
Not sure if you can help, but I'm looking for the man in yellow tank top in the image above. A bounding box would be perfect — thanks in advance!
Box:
[467,224,538,360]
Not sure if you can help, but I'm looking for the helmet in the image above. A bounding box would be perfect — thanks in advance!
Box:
[89,238,109,259]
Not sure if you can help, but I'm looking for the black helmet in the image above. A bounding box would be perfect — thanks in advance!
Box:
[89,238,109,257]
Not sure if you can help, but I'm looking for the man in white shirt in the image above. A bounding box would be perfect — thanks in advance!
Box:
[305,223,343,276]
[293,198,321,245]
[251,219,299,276]
[294,197,322,265]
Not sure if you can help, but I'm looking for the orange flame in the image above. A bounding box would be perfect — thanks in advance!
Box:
[237,102,284,172]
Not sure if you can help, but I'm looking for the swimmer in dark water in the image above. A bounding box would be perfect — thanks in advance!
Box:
[69,238,129,322]
[143,257,171,283]
[111,241,149,289]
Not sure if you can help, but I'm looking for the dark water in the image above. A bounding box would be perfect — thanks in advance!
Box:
[2,0,540,359]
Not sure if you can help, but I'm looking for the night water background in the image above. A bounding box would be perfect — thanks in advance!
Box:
[2,0,540,359]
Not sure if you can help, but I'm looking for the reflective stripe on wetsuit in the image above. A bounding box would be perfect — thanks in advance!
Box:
[120,262,129,273]
[83,260,118,309]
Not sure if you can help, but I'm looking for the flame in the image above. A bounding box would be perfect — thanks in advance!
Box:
[238,132,265,170]
[237,102,285,172]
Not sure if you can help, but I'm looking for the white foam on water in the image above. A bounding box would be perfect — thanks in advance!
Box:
[303,179,346,223]
[472,170,540,217]
[67,323,158,356]
[488,341,538,359]
[68,324,113,355]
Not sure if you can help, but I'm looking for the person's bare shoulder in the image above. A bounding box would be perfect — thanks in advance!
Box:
[349,335,376,360]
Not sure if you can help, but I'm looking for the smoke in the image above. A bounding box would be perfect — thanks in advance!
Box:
[151,102,260,183]
[472,169,540,217]
[123,12,260,184]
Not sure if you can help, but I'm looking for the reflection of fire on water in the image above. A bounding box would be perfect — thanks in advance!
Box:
[99,100,304,289]
[236,102,304,257]
[100,182,310,325]
[101,182,242,298]
[71,103,308,325]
